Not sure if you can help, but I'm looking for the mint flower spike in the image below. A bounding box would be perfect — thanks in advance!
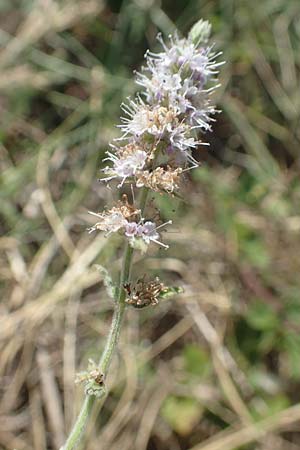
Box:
[61,21,223,450]
[99,21,223,190]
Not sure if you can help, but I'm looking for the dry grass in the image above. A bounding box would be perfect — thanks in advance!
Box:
[1,1,300,449]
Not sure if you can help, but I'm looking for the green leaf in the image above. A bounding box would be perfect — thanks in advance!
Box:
[159,286,184,299]
[241,239,269,269]
[246,301,279,332]
[250,393,290,420]
[183,344,211,377]
[161,396,203,436]
[283,332,300,379]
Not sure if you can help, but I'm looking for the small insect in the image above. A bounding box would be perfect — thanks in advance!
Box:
[124,277,166,308]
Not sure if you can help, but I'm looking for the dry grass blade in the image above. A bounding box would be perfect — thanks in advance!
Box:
[134,376,170,450]
[2,2,300,449]
[248,35,298,120]
[29,389,47,450]
[0,0,105,67]
[189,403,300,450]
[37,349,65,449]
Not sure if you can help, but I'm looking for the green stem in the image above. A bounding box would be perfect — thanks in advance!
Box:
[98,242,133,372]
[139,185,149,216]
[61,396,95,450]
[61,188,148,450]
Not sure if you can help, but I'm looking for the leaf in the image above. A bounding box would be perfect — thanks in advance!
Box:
[161,396,203,436]
[183,344,211,377]
[283,332,300,380]
[159,286,184,299]
[246,300,279,332]
[251,394,290,420]
[241,239,269,269]
[94,265,117,300]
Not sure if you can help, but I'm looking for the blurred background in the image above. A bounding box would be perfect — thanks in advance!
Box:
[1,0,300,449]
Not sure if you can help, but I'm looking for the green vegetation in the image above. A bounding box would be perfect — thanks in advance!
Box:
[1,1,300,449]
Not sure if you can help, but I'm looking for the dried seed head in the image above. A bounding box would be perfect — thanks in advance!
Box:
[75,359,105,398]
[120,101,179,140]
[75,359,104,385]
[88,195,140,234]
[117,194,140,221]
[124,277,166,308]
[102,145,148,186]
[136,166,182,193]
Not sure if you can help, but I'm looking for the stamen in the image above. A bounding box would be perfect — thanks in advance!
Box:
[88,211,102,218]
[151,239,169,249]
[155,220,172,230]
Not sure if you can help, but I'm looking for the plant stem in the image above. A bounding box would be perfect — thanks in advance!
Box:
[97,242,133,372]
[61,396,95,450]
[61,188,148,450]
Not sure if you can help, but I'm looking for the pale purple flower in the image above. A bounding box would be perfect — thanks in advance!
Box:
[102,149,148,186]
[125,222,139,237]
[124,220,172,249]
[135,30,223,134]
[100,20,223,186]
[139,221,160,244]
[139,220,172,248]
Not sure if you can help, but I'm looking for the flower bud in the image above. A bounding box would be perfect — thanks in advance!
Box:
[189,19,211,45]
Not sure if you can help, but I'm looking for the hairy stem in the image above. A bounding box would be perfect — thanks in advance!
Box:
[61,188,148,450]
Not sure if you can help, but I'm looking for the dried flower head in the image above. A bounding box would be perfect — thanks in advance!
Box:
[88,195,140,234]
[102,143,149,187]
[116,194,141,221]
[136,166,182,193]
[124,277,166,308]
[75,359,105,398]
[89,196,171,249]
[120,101,179,140]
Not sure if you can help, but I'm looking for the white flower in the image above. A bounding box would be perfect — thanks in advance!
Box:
[119,99,151,138]
[102,149,148,186]
[88,210,128,234]
[119,99,201,163]
[119,100,178,140]
[136,68,182,104]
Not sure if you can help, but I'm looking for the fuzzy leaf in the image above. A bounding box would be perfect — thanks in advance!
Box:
[94,264,117,300]
[159,286,184,299]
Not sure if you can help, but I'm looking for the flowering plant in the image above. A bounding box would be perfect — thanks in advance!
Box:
[61,19,223,450]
